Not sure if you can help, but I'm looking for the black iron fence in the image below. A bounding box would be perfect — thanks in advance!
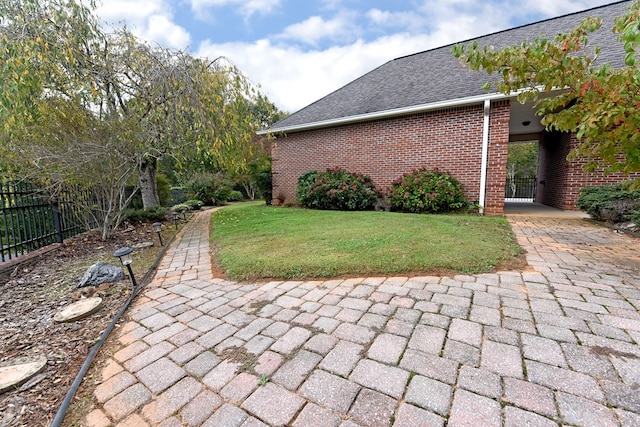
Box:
[0,181,90,262]
[505,176,537,200]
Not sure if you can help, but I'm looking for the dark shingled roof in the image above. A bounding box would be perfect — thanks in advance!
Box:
[269,1,630,132]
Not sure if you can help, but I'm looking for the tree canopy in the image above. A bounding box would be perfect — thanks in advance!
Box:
[452,1,640,175]
[0,0,284,238]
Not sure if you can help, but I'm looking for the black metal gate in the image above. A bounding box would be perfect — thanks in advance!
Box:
[505,176,537,201]
[1,182,88,262]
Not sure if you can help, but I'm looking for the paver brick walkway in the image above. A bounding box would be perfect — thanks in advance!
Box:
[82,207,640,426]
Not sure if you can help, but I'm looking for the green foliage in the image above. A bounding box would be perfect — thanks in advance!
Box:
[576,182,640,222]
[228,190,243,202]
[254,161,272,205]
[124,206,168,223]
[0,0,283,235]
[187,173,234,206]
[297,168,381,211]
[507,142,538,178]
[296,171,319,203]
[185,199,204,210]
[386,169,469,214]
[157,173,171,206]
[453,2,640,174]
[170,203,190,212]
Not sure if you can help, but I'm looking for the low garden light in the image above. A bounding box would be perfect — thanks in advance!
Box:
[152,222,164,246]
[113,246,138,288]
[172,211,180,230]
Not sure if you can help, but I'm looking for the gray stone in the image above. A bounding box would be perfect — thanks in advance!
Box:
[77,262,125,288]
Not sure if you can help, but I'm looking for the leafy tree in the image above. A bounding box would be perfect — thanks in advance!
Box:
[452,1,640,174]
[0,0,280,237]
[507,142,538,178]
[0,0,138,239]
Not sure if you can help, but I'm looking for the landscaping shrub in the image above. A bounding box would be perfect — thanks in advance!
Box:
[228,190,244,202]
[297,168,381,211]
[386,168,468,214]
[181,200,204,211]
[296,171,319,204]
[171,200,205,212]
[254,162,273,205]
[576,182,640,222]
[124,206,167,223]
[187,172,233,206]
[171,203,190,213]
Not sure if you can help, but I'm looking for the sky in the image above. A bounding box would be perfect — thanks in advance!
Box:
[94,0,620,113]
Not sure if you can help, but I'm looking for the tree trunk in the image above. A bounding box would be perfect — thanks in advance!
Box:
[139,157,160,208]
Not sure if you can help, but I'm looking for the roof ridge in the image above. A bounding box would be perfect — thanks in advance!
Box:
[394,0,631,61]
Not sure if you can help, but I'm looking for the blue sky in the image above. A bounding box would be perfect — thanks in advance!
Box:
[95,0,620,113]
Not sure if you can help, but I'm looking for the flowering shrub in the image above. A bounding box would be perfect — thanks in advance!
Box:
[297,168,381,211]
[387,168,468,213]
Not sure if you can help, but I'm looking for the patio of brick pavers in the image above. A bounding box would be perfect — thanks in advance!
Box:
[81,207,640,427]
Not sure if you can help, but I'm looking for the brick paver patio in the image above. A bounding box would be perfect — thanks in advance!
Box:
[81,207,640,426]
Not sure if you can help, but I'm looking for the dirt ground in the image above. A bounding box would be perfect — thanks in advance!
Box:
[0,224,169,427]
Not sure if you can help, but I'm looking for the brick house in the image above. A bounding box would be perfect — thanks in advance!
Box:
[259,1,638,214]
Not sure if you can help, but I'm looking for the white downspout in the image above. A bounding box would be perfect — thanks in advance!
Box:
[478,99,491,215]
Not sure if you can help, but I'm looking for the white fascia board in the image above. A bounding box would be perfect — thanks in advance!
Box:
[257,91,511,136]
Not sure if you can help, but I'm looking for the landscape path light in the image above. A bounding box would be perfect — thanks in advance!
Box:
[113,246,138,289]
[152,222,164,246]
[172,211,180,230]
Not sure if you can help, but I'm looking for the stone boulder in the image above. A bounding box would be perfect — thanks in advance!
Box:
[77,262,125,288]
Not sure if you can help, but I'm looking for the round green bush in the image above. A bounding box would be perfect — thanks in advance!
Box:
[297,168,381,211]
[187,173,233,206]
[386,168,468,213]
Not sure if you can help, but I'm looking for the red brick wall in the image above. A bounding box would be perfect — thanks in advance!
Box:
[536,131,570,209]
[272,103,513,211]
[537,132,640,210]
[273,101,640,213]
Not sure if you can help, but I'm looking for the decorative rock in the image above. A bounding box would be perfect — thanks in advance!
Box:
[77,262,125,288]
[132,242,154,249]
[0,355,48,394]
[54,297,103,322]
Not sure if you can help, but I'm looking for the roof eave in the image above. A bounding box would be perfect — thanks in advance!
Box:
[257,91,511,136]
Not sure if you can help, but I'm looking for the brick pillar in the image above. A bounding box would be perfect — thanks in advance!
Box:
[484,101,510,215]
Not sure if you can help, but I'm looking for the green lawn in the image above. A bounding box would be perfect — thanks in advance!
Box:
[210,202,524,280]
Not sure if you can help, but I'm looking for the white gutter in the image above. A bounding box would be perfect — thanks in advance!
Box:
[478,99,491,215]
[257,91,510,135]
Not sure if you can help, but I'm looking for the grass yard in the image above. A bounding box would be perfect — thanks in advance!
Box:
[210,202,524,280]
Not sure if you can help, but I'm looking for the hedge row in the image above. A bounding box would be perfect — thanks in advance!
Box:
[296,167,469,214]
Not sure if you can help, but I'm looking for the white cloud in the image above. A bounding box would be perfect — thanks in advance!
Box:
[277,13,360,46]
[96,0,191,49]
[189,0,281,18]
[144,15,191,49]
[197,33,453,113]
[520,0,617,18]
[366,8,428,32]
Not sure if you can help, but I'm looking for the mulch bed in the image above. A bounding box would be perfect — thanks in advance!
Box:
[0,225,164,427]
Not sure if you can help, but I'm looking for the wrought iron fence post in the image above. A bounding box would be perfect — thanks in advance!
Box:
[52,199,64,244]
